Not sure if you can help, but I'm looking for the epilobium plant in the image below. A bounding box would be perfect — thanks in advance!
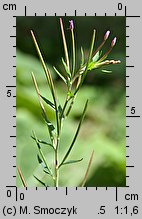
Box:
[19,18,120,187]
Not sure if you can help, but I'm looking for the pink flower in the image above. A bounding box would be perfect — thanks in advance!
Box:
[111,37,117,47]
[104,30,110,40]
[69,20,74,30]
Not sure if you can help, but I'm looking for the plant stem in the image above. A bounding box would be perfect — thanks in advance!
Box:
[18,167,27,187]
[31,31,60,138]
[60,18,70,72]
[54,138,59,187]
[74,29,96,95]
[71,29,75,76]
[66,95,75,117]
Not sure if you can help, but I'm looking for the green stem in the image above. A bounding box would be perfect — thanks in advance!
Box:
[74,29,96,95]
[54,138,59,187]
[60,96,70,119]
[66,96,75,117]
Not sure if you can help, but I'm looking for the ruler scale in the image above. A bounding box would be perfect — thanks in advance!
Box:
[0,0,141,217]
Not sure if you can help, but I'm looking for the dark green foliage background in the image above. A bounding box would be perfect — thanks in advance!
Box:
[16,16,126,187]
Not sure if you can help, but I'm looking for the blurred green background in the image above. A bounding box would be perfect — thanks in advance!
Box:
[16,16,126,187]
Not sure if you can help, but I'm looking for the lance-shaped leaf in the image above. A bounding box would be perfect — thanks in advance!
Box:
[53,66,68,84]
[61,58,71,78]
[40,95,55,110]
[37,154,52,175]
[92,51,100,62]
[32,131,52,175]
[43,168,51,175]
[79,150,94,187]
[58,100,88,168]
[58,104,65,119]
[80,47,85,67]
[61,158,83,167]
[31,136,54,149]
[33,175,48,187]
[42,112,56,141]
[37,154,43,164]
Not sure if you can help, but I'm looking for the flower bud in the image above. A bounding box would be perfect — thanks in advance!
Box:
[104,30,110,40]
[69,20,74,30]
[111,37,117,47]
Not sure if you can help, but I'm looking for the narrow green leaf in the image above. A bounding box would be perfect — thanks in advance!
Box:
[58,100,88,168]
[61,58,71,78]
[80,47,85,67]
[37,155,51,175]
[43,168,51,175]
[31,136,54,148]
[37,154,43,164]
[92,51,100,62]
[53,66,67,84]
[32,131,52,175]
[33,175,47,187]
[42,112,56,139]
[58,104,65,119]
[80,150,94,187]
[40,95,55,110]
[61,158,83,166]
[101,69,112,73]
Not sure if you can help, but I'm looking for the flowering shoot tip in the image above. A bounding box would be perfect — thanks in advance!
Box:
[111,37,117,47]
[69,20,74,30]
[104,30,110,40]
